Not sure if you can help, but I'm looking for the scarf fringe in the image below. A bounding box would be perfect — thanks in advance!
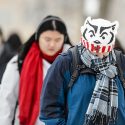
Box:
[111,107,118,123]
[84,108,118,125]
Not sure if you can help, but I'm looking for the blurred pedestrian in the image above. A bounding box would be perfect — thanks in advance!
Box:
[0,15,72,125]
[0,32,22,83]
[5,33,22,56]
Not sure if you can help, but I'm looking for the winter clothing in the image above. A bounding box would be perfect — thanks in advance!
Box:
[39,45,125,125]
[0,44,70,125]
[78,44,118,124]
[0,55,19,125]
[19,42,43,125]
[19,42,63,125]
[0,14,72,125]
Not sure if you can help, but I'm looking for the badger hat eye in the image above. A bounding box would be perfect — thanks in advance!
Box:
[112,26,115,30]
[89,30,95,38]
[102,36,105,39]
[100,32,108,40]
[90,34,93,37]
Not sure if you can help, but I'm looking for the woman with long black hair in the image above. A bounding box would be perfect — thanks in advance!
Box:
[0,15,72,125]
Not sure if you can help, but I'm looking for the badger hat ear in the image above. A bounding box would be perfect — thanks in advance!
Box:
[84,16,92,25]
[80,17,92,34]
[111,21,119,34]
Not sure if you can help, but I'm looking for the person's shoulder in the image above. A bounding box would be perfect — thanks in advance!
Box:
[62,43,71,52]
[1,55,19,85]
[6,55,18,69]
[114,49,125,70]
[8,55,18,64]
[51,49,72,70]
[59,45,80,63]
[60,47,72,61]
[115,49,125,60]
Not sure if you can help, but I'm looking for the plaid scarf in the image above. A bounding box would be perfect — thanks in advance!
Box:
[78,43,118,125]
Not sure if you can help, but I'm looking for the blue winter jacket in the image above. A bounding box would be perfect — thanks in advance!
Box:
[39,50,125,125]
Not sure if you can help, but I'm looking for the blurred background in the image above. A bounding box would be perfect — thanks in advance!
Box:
[0,0,125,48]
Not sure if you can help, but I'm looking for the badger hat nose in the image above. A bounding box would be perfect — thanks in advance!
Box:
[93,40,101,44]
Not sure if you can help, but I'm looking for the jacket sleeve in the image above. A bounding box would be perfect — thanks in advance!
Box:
[0,55,19,125]
[39,53,71,125]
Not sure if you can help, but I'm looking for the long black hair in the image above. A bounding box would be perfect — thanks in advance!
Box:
[18,15,72,72]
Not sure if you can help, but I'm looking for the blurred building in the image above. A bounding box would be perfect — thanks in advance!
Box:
[0,0,125,48]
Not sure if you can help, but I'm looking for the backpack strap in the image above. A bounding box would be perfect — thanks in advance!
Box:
[115,50,125,88]
[67,45,96,90]
[67,46,85,90]
[67,48,125,91]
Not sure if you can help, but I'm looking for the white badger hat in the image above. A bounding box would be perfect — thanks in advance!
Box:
[80,17,119,53]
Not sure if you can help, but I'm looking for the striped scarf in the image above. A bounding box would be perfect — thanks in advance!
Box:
[78,43,118,125]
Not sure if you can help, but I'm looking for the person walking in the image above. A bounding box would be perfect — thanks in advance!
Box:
[39,17,125,125]
[0,15,72,125]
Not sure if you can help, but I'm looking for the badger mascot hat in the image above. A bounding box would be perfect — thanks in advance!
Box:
[80,17,119,53]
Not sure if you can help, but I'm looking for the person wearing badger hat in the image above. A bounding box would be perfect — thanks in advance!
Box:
[39,17,125,125]
[0,15,72,125]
